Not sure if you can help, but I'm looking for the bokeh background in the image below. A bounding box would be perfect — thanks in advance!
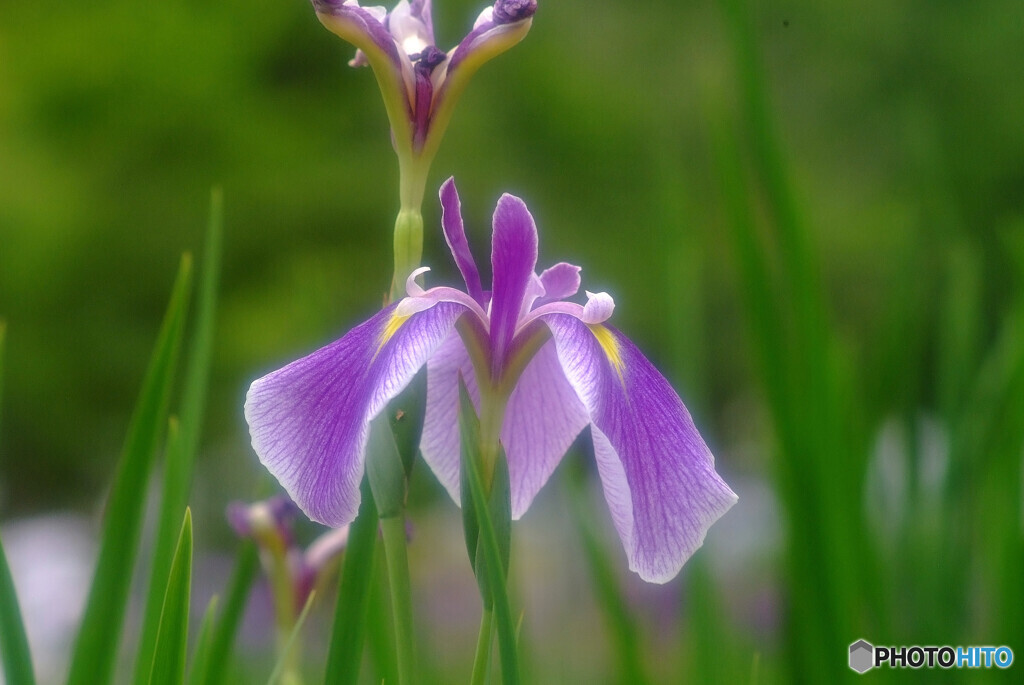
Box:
[1,0,1022,682]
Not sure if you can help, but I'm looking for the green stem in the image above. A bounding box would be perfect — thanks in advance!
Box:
[379,516,416,685]
[267,548,302,685]
[470,609,494,685]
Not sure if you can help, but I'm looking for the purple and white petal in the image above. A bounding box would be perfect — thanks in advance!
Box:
[440,178,485,304]
[444,0,536,80]
[387,0,433,56]
[245,302,464,528]
[397,268,488,322]
[542,315,738,583]
[420,331,480,503]
[581,291,614,324]
[408,0,435,44]
[501,339,590,518]
[488,193,539,376]
[538,262,581,303]
[312,0,404,68]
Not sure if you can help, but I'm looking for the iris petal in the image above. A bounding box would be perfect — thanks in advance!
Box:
[440,178,485,304]
[420,336,590,520]
[245,302,464,527]
[541,315,738,583]
[489,193,539,377]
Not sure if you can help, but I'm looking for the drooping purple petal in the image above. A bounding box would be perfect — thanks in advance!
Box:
[538,262,581,302]
[489,193,538,378]
[420,331,479,504]
[420,335,589,519]
[245,302,465,528]
[501,339,589,517]
[440,178,484,304]
[542,315,738,583]
[312,0,403,68]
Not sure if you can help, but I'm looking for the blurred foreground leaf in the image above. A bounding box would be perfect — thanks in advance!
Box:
[65,255,192,685]
[148,507,194,685]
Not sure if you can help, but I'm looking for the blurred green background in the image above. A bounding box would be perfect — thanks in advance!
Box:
[1,0,1022,682]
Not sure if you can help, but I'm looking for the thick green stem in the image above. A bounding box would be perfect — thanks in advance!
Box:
[476,392,507,494]
[391,208,424,303]
[380,515,416,685]
[470,609,494,685]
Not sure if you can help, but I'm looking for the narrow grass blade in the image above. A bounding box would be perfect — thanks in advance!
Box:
[65,255,193,685]
[562,460,649,685]
[458,382,518,685]
[0,322,35,685]
[186,596,220,685]
[323,477,379,685]
[196,540,259,685]
[135,188,224,683]
[148,508,194,685]
[0,320,5,434]
[266,591,316,685]
[0,534,36,685]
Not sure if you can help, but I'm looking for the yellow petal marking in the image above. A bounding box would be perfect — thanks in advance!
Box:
[588,324,625,385]
[375,312,411,360]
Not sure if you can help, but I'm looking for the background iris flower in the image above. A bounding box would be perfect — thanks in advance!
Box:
[245,178,736,583]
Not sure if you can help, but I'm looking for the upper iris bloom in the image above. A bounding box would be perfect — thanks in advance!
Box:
[312,0,537,208]
[245,179,737,583]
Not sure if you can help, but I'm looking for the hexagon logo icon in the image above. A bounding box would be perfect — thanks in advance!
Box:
[849,639,874,673]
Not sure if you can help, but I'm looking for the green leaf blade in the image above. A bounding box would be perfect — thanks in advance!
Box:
[196,540,259,685]
[148,507,194,685]
[134,187,224,684]
[0,533,37,685]
[186,596,220,685]
[457,382,519,685]
[323,478,379,685]
[65,255,193,685]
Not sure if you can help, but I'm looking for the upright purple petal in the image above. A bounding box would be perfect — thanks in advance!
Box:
[245,302,465,528]
[542,315,738,583]
[489,193,538,378]
[408,0,435,44]
[388,0,434,54]
[440,178,484,304]
[538,262,581,302]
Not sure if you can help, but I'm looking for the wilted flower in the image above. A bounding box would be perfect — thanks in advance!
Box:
[245,179,736,583]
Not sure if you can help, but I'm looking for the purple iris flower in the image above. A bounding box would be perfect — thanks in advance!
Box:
[311,0,537,160]
[245,179,737,583]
